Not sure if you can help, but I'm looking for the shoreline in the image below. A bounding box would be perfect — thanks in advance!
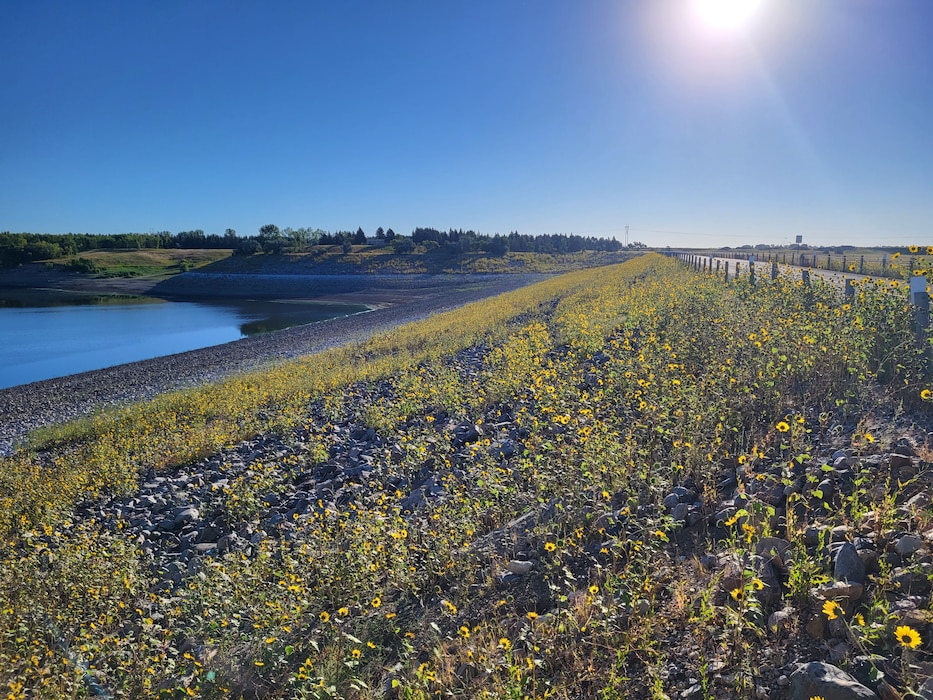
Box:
[0,273,548,455]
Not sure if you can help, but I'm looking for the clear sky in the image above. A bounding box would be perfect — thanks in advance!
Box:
[1,1,931,248]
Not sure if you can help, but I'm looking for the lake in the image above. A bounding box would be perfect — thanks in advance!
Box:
[0,289,369,390]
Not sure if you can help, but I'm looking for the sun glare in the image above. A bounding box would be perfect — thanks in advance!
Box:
[693,0,763,31]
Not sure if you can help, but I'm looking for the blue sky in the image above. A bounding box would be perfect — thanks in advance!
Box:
[1,1,930,248]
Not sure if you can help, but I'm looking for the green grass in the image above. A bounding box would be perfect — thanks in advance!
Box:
[51,248,233,278]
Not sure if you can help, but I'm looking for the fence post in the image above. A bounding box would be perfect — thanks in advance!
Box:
[882,254,887,271]
[844,279,854,300]
[749,262,756,286]
[724,261,729,282]
[843,255,847,272]
[911,275,931,371]
[772,261,779,280]
[859,256,865,275]
[802,269,810,286]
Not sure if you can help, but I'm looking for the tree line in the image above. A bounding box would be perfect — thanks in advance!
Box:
[0,226,641,268]
[0,230,238,268]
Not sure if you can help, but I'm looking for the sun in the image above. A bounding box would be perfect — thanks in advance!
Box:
[692,0,764,31]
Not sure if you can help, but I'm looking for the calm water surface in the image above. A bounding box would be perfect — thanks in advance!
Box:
[0,289,368,389]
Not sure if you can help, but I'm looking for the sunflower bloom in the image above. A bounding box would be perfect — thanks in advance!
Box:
[895,625,922,649]
[776,421,790,433]
[822,600,843,620]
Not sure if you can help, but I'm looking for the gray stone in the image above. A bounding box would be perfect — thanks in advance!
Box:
[754,557,783,606]
[789,661,878,700]
[173,507,200,529]
[890,453,913,469]
[714,507,736,525]
[895,534,924,557]
[806,526,829,547]
[767,606,796,636]
[812,580,865,603]
[835,542,866,584]
[757,536,792,568]
[686,509,704,527]
[893,567,932,595]
[663,493,681,510]
[671,503,689,523]
[491,440,517,460]
[505,560,534,575]
[670,486,689,500]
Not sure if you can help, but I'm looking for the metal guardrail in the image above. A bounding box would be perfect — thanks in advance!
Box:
[666,251,931,366]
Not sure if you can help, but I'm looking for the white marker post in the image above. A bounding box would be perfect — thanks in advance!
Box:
[911,275,931,369]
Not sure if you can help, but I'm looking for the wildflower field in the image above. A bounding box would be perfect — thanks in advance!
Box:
[2,253,932,698]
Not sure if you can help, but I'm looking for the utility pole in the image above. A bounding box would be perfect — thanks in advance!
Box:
[625,225,629,247]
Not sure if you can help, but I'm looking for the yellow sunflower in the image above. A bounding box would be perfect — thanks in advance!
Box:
[895,625,921,649]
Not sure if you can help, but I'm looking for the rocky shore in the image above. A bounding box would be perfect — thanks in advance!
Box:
[0,272,547,455]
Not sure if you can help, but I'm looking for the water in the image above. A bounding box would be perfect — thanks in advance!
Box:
[0,289,369,389]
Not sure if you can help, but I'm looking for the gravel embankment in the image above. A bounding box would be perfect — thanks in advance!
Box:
[0,274,547,455]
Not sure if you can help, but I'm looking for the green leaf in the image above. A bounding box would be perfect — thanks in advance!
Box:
[812,489,823,500]
[285,645,295,657]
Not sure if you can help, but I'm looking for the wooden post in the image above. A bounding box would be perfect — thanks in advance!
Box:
[724,261,729,281]
[802,269,810,286]
[772,261,779,280]
[911,275,931,371]
[749,262,756,285]
[844,278,854,300]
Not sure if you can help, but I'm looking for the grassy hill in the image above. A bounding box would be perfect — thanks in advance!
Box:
[50,248,233,279]
[2,254,932,698]
[201,246,636,276]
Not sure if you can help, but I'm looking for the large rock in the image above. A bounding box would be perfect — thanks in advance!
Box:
[790,662,878,700]
[894,533,924,557]
[835,542,866,584]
